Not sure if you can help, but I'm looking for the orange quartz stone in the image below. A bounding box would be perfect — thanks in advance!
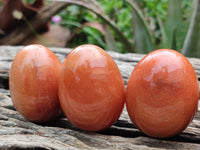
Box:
[9,44,61,122]
[126,49,199,138]
[59,44,126,131]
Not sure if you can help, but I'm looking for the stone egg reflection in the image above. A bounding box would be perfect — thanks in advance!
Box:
[9,44,61,122]
[59,44,126,131]
[126,49,199,138]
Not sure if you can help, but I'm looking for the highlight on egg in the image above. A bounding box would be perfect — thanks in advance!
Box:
[59,44,126,131]
[126,49,199,138]
[9,44,61,122]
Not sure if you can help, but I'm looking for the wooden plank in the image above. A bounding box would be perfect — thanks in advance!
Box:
[0,46,200,149]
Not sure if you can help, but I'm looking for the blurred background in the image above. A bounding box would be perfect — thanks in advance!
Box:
[0,0,199,57]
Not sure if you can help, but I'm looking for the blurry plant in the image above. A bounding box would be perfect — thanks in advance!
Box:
[57,5,106,49]
[22,0,36,4]
[126,0,200,57]
[11,8,49,46]
[55,0,134,52]
[52,0,200,57]
[126,0,154,53]
[182,0,200,57]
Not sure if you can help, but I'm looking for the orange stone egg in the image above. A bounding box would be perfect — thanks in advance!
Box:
[126,49,199,138]
[59,44,126,131]
[9,44,61,122]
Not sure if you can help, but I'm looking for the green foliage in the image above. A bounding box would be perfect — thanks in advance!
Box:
[126,0,154,53]
[68,26,106,48]
[182,0,200,57]
[55,0,199,57]
[143,0,167,20]
[58,5,105,49]
[129,0,197,56]
[164,0,184,50]
[142,0,168,46]
[99,0,132,40]
[22,0,36,4]
[57,0,134,52]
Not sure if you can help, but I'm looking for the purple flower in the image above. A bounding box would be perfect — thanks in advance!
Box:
[51,15,62,24]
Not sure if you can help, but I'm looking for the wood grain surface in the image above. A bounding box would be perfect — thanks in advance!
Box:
[0,46,200,150]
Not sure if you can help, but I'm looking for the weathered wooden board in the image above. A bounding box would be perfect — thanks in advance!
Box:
[0,46,200,150]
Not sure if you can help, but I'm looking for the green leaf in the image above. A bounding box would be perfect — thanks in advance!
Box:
[61,20,81,27]
[165,0,184,50]
[157,16,168,48]
[55,0,134,52]
[171,27,177,51]
[104,25,119,52]
[182,0,200,57]
[66,21,106,47]
[126,0,154,53]
[22,0,36,4]
[83,27,106,47]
